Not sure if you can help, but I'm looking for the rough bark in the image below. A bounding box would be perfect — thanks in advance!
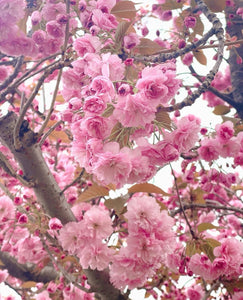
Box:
[0,251,58,283]
[226,0,243,118]
[0,112,127,300]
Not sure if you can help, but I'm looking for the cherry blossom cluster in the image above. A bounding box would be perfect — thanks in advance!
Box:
[110,194,177,290]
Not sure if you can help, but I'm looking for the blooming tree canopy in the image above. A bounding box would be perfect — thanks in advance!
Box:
[0,0,242,299]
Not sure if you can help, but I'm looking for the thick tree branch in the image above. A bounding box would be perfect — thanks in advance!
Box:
[0,251,58,283]
[0,112,127,300]
[226,0,243,118]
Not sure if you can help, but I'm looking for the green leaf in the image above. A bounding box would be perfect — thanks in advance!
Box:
[197,222,220,233]
[111,1,137,20]
[128,182,170,196]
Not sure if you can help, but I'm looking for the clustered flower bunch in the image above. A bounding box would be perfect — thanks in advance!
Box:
[0,0,242,299]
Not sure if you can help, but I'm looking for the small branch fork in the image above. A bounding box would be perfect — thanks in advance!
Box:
[170,164,198,240]
[134,0,225,113]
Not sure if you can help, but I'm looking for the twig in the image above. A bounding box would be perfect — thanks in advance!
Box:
[0,152,33,187]
[60,168,85,195]
[188,65,235,106]
[0,56,24,91]
[41,235,90,293]
[39,120,64,146]
[170,203,243,217]
[163,0,225,112]
[170,164,198,239]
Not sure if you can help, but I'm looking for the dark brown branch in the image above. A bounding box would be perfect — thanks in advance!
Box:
[226,0,243,118]
[163,0,225,112]
[170,203,243,217]
[188,65,235,106]
[0,251,58,283]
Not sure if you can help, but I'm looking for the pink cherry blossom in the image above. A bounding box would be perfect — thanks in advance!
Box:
[0,196,15,222]
[74,34,101,57]
[215,121,234,144]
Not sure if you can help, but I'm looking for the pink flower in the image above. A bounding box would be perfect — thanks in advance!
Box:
[83,95,107,115]
[96,0,116,12]
[0,270,8,283]
[80,116,110,139]
[198,138,220,161]
[92,9,118,30]
[113,93,156,128]
[0,196,15,221]
[218,137,240,158]
[125,195,161,233]
[136,69,169,107]
[182,52,193,66]
[124,33,140,49]
[90,75,115,99]
[46,20,65,38]
[77,240,113,270]
[101,53,125,81]
[186,285,203,300]
[49,218,63,230]
[232,291,243,300]
[215,121,234,143]
[93,145,132,188]
[58,221,84,254]
[166,115,200,152]
[74,34,101,57]
[188,254,214,280]
[184,16,197,28]
[32,30,47,45]
[0,0,25,23]
[36,291,52,300]
[83,206,113,239]
[41,2,66,21]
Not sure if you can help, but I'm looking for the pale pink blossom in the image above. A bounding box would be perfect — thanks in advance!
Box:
[113,93,156,128]
[58,221,84,254]
[101,53,125,81]
[0,196,15,221]
[232,291,243,300]
[93,145,132,188]
[77,240,113,270]
[124,33,140,49]
[41,2,66,21]
[49,218,63,230]
[92,9,118,31]
[80,116,110,139]
[182,53,193,66]
[96,0,116,12]
[0,269,8,283]
[35,291,52,300]
[90,75,115,99]
[198,138,220,161]
[46,20,65,38]
[166,115,200,152]
[83,206,113,239]
[188,254,214,281]
[74,34,101,57]
[83,95,107,115]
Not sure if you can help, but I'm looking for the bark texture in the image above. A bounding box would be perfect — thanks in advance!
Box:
[0,112,127,300]
[226,0,243,118]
